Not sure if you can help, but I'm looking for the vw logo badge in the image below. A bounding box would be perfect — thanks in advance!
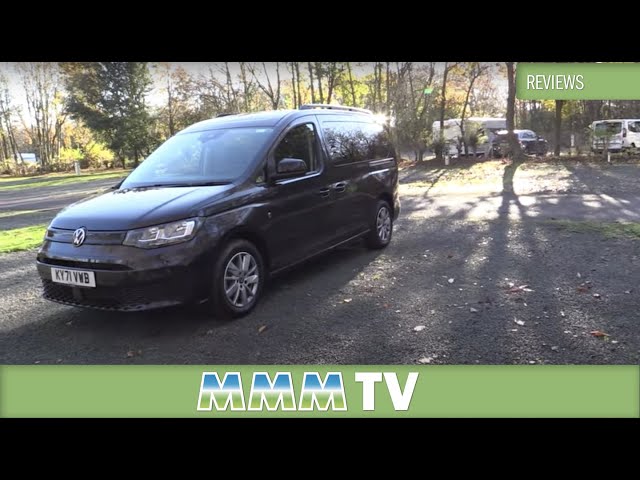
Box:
[72,227,87,247]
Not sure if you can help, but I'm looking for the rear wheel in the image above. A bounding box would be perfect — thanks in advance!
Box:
[207,239,265,319]
[366,200,393,249]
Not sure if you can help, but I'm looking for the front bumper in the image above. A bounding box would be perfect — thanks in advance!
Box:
[36,238,213,311]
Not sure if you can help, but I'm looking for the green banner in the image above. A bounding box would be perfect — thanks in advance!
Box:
[516,63,640,100]
[0,365,637,418]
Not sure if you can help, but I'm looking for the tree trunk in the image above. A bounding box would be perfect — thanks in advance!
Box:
[376,63,383,111]
[326,63,334,104]
[505,62,522,160]
[274,62,281,109]
[295,62,302,106]
[436,62,450,160]
[290,62,297,108]
[459,70,482,157]
[167,72,175,135]
[315,63,324,103]
[307,63,316,104]
[554,99,564,156]
[346,62,356,106]
[240,62,251,112]
[385,62,391,112]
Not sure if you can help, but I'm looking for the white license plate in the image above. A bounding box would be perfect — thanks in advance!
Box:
[51,267,96,288]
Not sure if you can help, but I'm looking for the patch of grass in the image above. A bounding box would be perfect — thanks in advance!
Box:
[548,220,640,240]
[0,224,48,254]
[0,209,42,219]
[0,170,129,191]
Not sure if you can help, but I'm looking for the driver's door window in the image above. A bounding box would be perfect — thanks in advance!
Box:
[274,123,318,174]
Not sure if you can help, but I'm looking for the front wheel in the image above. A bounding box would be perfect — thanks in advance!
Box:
[207,239,265,319]
[366,200,393,249]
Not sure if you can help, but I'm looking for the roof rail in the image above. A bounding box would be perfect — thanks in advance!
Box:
[216,112,238,118]
[299,104,372,115]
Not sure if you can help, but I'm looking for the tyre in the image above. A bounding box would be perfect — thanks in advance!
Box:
[207,239,265,319]
[366,199,393,249]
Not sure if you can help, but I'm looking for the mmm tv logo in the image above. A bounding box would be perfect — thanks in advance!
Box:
[197,371,419,412]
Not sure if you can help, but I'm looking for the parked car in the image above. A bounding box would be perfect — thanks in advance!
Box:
[591,119,640,153]
[36,104,400,318]
[492,129,549,157]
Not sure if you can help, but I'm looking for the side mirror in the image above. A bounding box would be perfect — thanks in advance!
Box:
[273,158,307,180]
[111,179,124,190]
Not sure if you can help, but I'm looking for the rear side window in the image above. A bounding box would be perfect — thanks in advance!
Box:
[322,121,394,164]
[627,121,640,133]
[595,122,622,135]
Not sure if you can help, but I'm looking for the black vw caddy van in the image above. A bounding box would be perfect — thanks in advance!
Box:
[36,104,400,318]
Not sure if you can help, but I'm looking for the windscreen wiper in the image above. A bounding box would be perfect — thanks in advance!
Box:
[130,182,231,189]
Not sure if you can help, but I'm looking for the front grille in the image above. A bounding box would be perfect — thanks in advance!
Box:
[46,228,126,245]
[42,279,189,311]
[39,258,131,271]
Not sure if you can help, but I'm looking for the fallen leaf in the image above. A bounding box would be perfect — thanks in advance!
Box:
[413,325,426,332]
[576,286,589,293]
[206,329,214,335]
[34,360,41,364]
[448,278,455,284]
[507,285,534,293]
[560,311,566,317]
[514,319,525,326]
[126,351,135,358]
[551,346,559,351]
[592,293,601,298]
[56,359,63,364]
[470,307,479,313]
[510,328,518,332]
[624,290,631,294]
[528,360,536,365]
[590,330,609,338]
[611,340,619,345]
[395,310,401,313]
[417,357,433,364]
[65,321,73,326]
[576,272,582,279]
[258,325,268,334]
[564,330,571,334]
[343,298,353,303]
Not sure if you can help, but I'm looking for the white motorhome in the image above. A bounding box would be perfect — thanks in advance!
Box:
[591,119,640,153]
[432,117,507,157]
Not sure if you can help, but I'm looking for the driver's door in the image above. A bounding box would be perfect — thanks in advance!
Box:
[261,118,336,271]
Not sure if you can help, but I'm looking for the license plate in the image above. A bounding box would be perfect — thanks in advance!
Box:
[51,267,96,288]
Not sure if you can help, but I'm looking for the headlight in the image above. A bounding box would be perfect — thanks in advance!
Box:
[123,218,199,248]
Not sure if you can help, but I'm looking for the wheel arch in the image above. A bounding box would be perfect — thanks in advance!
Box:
[218,227,271,271]
[378,192,394,216]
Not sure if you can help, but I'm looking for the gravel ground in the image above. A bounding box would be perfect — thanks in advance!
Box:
[399,160,640,196]
[1,215,638,365]
[0,161,638,365]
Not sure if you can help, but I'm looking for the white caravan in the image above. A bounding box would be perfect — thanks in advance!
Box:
[433,117,507,157]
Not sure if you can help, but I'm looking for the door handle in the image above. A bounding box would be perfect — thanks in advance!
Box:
[333,182,347,193]
[318,187,331,197]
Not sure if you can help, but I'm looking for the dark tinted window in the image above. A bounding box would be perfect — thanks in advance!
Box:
[322,121,393,164]
[274,123,318,173]
[628,121,640,133]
